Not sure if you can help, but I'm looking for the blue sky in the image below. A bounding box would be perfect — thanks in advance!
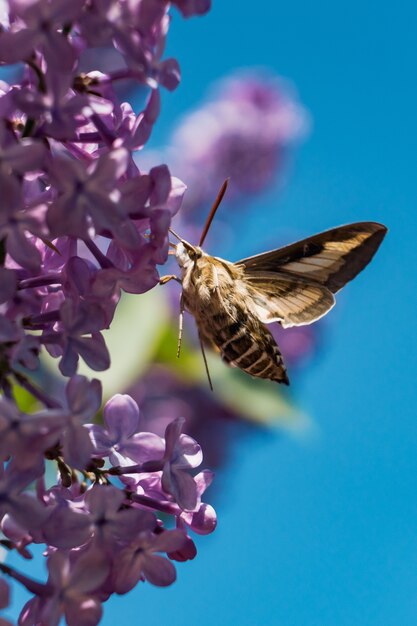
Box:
[5,1,417,624]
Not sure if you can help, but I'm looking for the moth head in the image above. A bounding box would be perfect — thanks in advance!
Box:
[175,240,203,267]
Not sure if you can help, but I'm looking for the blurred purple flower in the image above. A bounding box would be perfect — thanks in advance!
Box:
[0,462,48,532]
[0,398,63,469]
[171,0,211,18]
[165,71,309,216]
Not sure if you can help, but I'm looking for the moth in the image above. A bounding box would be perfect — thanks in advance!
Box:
[161,180,387,388]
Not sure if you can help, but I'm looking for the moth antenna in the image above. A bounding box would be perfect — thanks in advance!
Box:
[199,334,214,392]
[199,178,230,247]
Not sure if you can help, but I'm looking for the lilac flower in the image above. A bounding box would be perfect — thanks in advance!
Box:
[46,148,139,247]
[179,470,217,534]
[87,394,165,466]
[44,484,155,550]
[161,417,202,511]
[113,528,188,592]
[14,71,108,141]
[0,0,84,70]
[55,299,111,376]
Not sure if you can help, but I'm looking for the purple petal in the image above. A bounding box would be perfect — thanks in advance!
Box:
[62,423,95,470]
[75,334,110,372]
[165,176,187,216]
[182,503,217,535]
[43,507,92,549]
[8,493,49,531]
[121,432,165,463]
[176,434,203,469]
[162,466,198,511]
[149,164,171,205]
[66,376,102,418]
[92,148,129,185]
[6,230,41,271]
[69,548,110,593]
[158,58,181,91]
[0,29,37,64]
[43,31,77,72]
[109,507,152,542]
[163,417,185,459]
[86,424,113,456]
[151,528,188,553]
[85,484,124,518]
[113,550,145,594]
[103,394,140,441]
[194,469,214,495]
[168,533,197,562]
[65,597,102,626]
[59,343,79,377]
[5,140,46,172]
[143,554,177,586]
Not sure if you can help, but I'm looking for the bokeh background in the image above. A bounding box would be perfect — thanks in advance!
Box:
[6,1,417,624]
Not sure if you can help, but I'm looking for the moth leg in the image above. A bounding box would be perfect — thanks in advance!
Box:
[159,274,181,285]
[199,334,214,392]
[176,292,184,359]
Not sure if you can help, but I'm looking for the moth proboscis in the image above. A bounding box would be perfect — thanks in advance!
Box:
[161,180,387,389]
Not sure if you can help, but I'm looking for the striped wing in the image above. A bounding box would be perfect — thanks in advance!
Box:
[238,222,387,328]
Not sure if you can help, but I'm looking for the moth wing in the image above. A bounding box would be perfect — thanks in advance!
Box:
[244,272,335,328]
[237,222,387,293]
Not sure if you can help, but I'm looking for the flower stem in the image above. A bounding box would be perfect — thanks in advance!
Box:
[84,238,114,269]
[18,274,62,290]
[14,372,62,409]
[24,310,61,326]
[129,492,180,516]
[0,562,48,596]
[91,113,116,147]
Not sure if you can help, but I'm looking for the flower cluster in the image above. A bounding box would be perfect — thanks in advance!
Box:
[0,0,215,623]
[0,391,215,623]
[0,390,214,625]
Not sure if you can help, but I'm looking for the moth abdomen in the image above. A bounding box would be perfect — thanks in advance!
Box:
[202,314,289,385]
